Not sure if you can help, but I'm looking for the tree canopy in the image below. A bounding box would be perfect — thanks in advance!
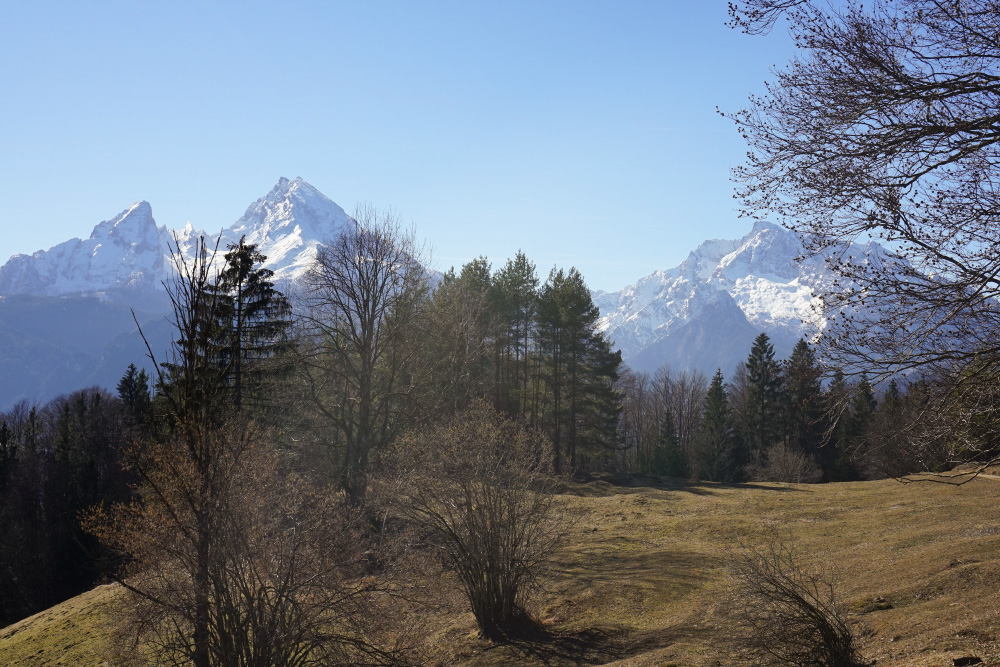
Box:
[727,0,1000,471]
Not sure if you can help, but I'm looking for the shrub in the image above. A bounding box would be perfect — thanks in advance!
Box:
[727,535,870,667]
[388,400,563,640]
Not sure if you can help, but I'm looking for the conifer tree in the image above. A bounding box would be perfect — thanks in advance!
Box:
[814,374,875,481]
[841,374,876,479]
[858,378,908,478]
[652,411,686,478]
[535,267,621,472]
[694,369,738,482]
[783,339,825,467]
[491,252,539,414]
[155,235,291,419]
[424,257,495,415]
[742,333,785,456]
[216,235,292,412]
[117,363,152,424]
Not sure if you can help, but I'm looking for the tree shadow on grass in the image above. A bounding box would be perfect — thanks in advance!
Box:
[482,624,628,666]
[563,472,812,497]
[551,546,712,602]
[482,621,713,666]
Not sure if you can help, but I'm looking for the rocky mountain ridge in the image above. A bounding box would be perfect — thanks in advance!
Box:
[0,177,349,301]
[594,221,879,375]
[0,180,886,408]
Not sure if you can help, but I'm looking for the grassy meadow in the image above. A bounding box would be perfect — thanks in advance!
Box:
[3,471,1000,667]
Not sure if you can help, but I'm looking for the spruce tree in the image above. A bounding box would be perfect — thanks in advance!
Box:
[783,339,825,471]
[156,235,291,419]
[742,332,785,457]
[652,411,686,478]
[117,363,152,424]
[839,374,876,480]
[216,236,292,412]
[694,369,737,482]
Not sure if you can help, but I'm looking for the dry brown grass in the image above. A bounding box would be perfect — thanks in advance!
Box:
[4,471,1000,667]
[0,584,118,666]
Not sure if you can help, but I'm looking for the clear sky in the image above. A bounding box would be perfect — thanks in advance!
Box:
[0,1,793,293]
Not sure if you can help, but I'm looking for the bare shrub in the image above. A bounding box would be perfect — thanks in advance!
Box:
[727,536,870,667]
[386,400,563,640]
[746,443,823,483]
[88,421,408,667]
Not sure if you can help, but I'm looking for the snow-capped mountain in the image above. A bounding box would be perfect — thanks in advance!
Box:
[199,176,352,287]
[0,201,166,298]
[0,176,350,301]
[0,177,351,410]
[0,179,883,409]
[594,221,875,376]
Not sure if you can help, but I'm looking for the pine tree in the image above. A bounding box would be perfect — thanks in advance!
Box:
[491,252,539,414]
[742,333,785,457]
[783,339,825,470]
[535,267,621,472]
[424,257,496,414]
[694,369,738,482]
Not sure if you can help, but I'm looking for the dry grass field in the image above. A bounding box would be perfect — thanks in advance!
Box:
[3,471,1000,666]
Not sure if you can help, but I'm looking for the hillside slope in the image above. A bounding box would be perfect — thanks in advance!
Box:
[3,474,999,666]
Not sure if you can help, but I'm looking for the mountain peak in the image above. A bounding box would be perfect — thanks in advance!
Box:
[598,220,871,375]
[262,176,321,202]
[89,201,158,250]
[750,219,782,235]
[232,177,349,245]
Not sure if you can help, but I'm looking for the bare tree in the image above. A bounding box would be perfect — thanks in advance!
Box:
[616,368,656,473]
[88,237,406,666]
[727,0,809,34]
[726,535,870,667]
[297,205,428,505]
[385,400,563,640]
[88,420,405,667]
[618,365,708,476]
[726,0,1000,474]
[746,442,823,483]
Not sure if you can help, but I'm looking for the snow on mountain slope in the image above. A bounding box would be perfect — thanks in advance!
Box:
[0,178,886,404]
[0,201,167,297]
[0,177,353,411]
[597,221,872,375]
[222,176,352,285]
[0,177,350,300]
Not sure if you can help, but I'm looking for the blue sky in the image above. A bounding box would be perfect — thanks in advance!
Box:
[0,1,793,292]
